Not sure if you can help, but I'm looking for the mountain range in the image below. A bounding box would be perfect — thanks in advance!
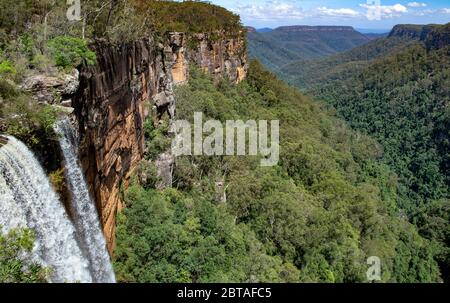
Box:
[246,25,392,73]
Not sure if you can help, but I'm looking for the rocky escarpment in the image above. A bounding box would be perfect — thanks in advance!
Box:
[73,32,247,253]
[389,23,450,50]
[388,24,438,40]
[170,32,248,84]
[424,23,450,50]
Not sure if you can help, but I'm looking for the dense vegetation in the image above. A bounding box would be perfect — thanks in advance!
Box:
[311,43,450,281]
[281,36,417,90]
[113,63,442,282]
[0,71,58,148]
[247,26,369,73]
[0,0,242,45]
[0,0,99,149]
[251,24,450,281]
[312,44,450,204]
[125,0,242,36]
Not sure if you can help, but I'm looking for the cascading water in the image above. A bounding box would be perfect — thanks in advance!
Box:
[0,136,92,283]
[54,118,116,283]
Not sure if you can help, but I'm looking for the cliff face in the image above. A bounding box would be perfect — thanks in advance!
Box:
[73,32,247,253]
[425,23,450,50]
[389,24,438,40]
[169,32,248,84]
[389,23,450,50]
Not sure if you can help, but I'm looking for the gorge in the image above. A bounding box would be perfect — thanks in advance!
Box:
[0,0,448,283]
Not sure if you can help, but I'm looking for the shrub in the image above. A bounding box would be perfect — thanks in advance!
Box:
[49,168,65,193]
[31,54,54,73]
[47,36,96,69]
[144,118,171,160]
[130,160,161,190]
[0,60,16,76]
[0,227,49,283]
[1,92,58,148]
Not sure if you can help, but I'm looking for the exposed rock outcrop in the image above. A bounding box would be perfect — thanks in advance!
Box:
[167,32,248,84]
[187,32,247,83]
[155,152,174,190]
[20,69,79,105]
[389,23,450,50]
[425,23,450,50]
[73,32,247,253]
[388,24,437,40]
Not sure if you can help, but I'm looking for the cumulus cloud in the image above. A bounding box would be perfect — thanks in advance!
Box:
[233,1,439,23]
[412,7,450,16]
[316,7,361,17]
[360,3,408,19]
[233,1,364,21]
[233,1,306,20]
[407,2,427,8]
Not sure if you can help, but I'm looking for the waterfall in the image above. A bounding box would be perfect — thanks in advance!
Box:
[0,136,92,283]
[54,118,116,283]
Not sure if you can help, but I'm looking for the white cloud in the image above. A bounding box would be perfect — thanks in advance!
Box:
[407,2,427,8]
[360,3,408,19]
[234,1,364,21]
[233,1,306,20]
[316,7,361,17]
[412,7,450,16]
[414,8,434,16]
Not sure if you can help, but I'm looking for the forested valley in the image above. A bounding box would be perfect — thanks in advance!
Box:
[249,23,450,282]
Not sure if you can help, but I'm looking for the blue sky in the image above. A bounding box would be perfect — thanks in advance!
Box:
[209,0,450,30]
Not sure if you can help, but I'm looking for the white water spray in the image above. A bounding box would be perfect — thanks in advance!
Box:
[54,118,116,283]
[0,136,92,283]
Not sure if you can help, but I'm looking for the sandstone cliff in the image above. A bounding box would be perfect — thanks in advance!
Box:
[389,23,450,50]
[388,24,437,40]
[72,32,247,253]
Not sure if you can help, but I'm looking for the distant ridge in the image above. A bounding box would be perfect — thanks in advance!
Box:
[275,25,356,32]
[356,28,391,34]
[364,33,389,40]
[257,27,273,33]
[247,24,370,71]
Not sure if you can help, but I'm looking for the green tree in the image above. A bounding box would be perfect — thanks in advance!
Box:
[0,228,48,283]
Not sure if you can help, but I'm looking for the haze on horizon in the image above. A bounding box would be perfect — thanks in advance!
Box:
[208,0,450,31]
